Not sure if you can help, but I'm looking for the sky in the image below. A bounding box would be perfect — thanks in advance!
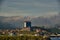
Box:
[0,0,59,17]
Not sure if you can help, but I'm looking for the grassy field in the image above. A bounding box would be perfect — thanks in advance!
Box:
[0,35,49,40]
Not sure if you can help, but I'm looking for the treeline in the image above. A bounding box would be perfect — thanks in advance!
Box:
[0,36,50,40]
[0,22,16,29]
[45,27,60,33]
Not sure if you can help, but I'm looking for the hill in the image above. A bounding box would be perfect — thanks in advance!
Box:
[0,13,60,29]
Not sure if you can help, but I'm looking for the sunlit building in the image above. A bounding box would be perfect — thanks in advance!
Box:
[24,21,31,28]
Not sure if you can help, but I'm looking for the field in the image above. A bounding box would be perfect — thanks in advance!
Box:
[0,35,49,40]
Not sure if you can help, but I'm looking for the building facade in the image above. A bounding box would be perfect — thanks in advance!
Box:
[24,21,31,28]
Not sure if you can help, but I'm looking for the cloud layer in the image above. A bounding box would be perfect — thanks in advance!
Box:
[0,0,59,17]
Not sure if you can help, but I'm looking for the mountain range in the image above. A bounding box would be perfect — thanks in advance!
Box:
[0,13,60,29]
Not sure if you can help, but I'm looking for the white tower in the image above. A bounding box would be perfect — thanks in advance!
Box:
[24,16,31,28]
[24,22,26,27]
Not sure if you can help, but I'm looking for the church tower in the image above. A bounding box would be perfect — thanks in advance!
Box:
[24,16,31,28]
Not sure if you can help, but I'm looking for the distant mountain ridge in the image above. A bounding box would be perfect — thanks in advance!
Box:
[0,14,60,29]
